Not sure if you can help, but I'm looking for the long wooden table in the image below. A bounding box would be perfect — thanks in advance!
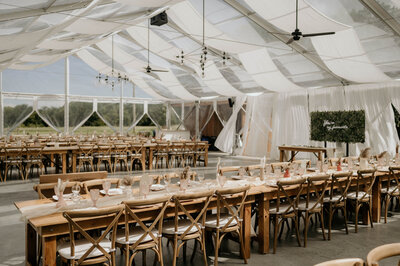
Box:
[279,145,334,162]
[16,170,390,265]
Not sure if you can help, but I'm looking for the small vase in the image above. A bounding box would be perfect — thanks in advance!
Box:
[283,169,290,178]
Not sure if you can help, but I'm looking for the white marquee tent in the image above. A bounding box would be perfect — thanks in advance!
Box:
[0,0,400,160]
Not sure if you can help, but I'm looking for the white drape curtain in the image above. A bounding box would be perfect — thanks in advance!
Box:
[69,100,94,133]
[344,83,399,156]
[270,91,311,160]
[36,99,65,133]
[240,94,274,157]
[3,98,34,136]
[215,96,247,153]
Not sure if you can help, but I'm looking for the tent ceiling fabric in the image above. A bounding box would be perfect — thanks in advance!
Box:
[0,0,399,100]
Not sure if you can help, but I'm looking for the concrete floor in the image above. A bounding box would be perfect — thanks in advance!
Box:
[1,152,400,265]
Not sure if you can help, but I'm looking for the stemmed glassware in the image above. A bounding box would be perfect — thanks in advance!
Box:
[163,175,171,193]
[102,180,111,197]
[90,189,99,207]
[198,171,205,183]
[217,174,226,188]
[71,183,81,204]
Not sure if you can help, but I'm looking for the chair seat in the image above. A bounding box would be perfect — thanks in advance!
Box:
[95,155,111,158]
[162,220,199,235]
[323,195,343,203]
[113,154,128,158]
[5,159,22,164]
[205,213,238,229]
[297,200,322,211]
[131,154,142,158]
[57,238,113,260]
[23,159,42,164]
[115,227,158,245]
[347,192,370,200]
[155,153,168,156]
[269,203,293,215]
[77,156,93,160]
[381,186,400,195]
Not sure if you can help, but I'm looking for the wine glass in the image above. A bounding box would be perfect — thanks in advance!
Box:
[90,189,100,207]
[348,159,354,171]
[239,167,246,178]
[198,171,205,183]
[102,180,111,196]
[322,163,329,173]
[217,174,226,188]
[163,176,171,193]
[316,161,322,173]
[180,178,188,193]
[72,183,81,203]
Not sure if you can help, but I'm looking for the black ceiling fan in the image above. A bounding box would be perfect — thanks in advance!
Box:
[286,0,335,44]
[144,19,168,73]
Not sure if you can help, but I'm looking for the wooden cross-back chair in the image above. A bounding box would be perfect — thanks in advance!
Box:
[347,168,377,233]
[218,166,243,177]
[112,143,129,172]
[94,142,113,172]
[117,196,171,266]
[169,142,185,168]
[271,162,290,173]
[162,190,214,266]
[129,143,145,171]
[183,142,196,166]
[205,185,250,266]
[76,143,95,172]
[82,178,121,194]
[246,164,262,177]
[163,172,197,182]
[381,166,400,223]
[60,205,124,265]
[271,178,306,253]
[34,181,81,199]
[297,174,330,247]
[323,171,353,240]
[154,143,169,169]
[4,144,25,181]
[195,142,208,167]
[24,144,45,180]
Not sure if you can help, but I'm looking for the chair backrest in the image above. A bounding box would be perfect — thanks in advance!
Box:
[164,172,196,182]
[275,178,307,215]
[329,172,353,204]
[218,166,242,176]
[292,160,311,168]
[304,174,330,211]
[387,166,400,195]
[172,190,214,239]
[113,142,128,154]
[34,181,80,199]
[215,185,250,231]
[77,143,94,156]
[82,178,121,194]
[40,171,108,184]
[366,243,400,266]
[271,162,290,173]
[130,143,143,155]
[354,168,377,200]
[122,196,170,250]
[25,144,44,159]
[128,175,161,185]
[63,205,124,265]
[96,142,112,155]
[246,164,262,177]
[314,258,364,266]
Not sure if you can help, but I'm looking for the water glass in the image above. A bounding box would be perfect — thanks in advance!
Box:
[102,180,111,196]
[90,189,100,207]
[72,183,81,203]
[198,171,205,183]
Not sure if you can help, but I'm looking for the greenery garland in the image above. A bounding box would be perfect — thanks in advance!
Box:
[310,110,365,143]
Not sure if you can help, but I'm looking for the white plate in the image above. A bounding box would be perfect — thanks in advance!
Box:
[52,193,72,201]
[150,184,165,191]
[100,188,123,196]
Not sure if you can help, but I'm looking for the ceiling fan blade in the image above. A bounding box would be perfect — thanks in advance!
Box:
[286,38,295,45]
[302,32,335,38]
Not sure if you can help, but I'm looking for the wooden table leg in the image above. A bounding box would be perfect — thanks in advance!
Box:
[26,223,37,266]
[72,153,77,173]
[258,195,269,254]
[372,177,382,223]
[204,149,208,167]
[50,154,54,168]
[318,151,322,162]
[42,236,56,266]
[148,148,153,170]
[279,150,284,162]
[62,153,67,174]
[241,203,251,259]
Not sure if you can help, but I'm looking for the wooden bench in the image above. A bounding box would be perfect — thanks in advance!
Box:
[39,171,108,184]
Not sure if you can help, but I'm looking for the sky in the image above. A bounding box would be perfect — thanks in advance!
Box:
[2,55,152,98]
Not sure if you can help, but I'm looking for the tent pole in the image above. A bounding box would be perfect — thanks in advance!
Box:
[0,72,3,137]
[195,101,200,140]
[166,102,171,130]
[120,81,124,135]
[64,57,69,135]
